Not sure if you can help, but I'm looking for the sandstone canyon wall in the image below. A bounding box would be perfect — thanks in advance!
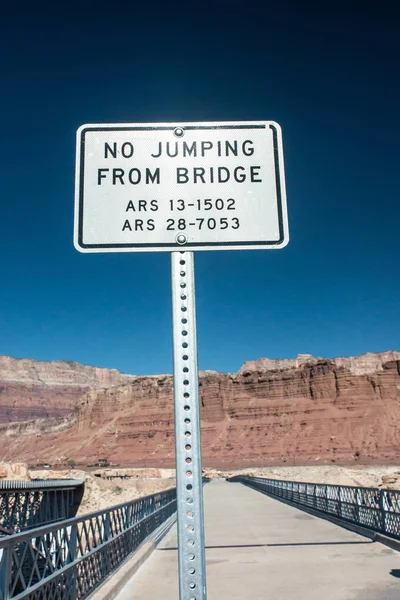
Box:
[1,352,400,468]
[0,356,135,422]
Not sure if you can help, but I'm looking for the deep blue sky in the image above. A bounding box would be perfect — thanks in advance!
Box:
[1,1,399,375]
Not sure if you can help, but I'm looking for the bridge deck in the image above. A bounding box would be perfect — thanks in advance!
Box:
[115,480,400,599]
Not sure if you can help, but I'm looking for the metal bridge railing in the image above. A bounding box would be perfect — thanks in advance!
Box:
[229,475,400,541]
[0,487,177,600]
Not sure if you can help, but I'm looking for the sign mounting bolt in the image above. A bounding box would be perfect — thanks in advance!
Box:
[176,234,187,245]
[174,127,185,137]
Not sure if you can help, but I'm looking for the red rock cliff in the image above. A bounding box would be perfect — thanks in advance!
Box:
[1,352,400,468]
[0,356,135,422]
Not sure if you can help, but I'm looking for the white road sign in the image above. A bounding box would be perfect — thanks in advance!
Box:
[74,121,289,252]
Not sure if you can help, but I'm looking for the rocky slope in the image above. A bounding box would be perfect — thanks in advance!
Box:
[1,352,400,468]
[0,356,135,422]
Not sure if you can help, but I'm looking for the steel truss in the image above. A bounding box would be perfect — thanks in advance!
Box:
[0,482,85,535]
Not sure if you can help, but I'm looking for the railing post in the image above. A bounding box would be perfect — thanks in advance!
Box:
[0,544,12,600]
[355,488,361,524]
[126,503,133,528]
[104,512,111,541]
[379,490,386,534]
[104,512,112,575]
[68,524,78,600]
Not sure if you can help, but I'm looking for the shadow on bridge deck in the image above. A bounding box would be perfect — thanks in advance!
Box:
[112,480,400,600]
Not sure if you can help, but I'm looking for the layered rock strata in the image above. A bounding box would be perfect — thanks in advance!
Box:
[1,352,400,468]
[0,356,135,422]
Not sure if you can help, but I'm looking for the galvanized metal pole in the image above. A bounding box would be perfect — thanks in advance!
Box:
[171,250,207,600]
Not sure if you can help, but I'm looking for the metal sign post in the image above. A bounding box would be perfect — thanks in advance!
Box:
[74,120,289,600]
[171,250,206,599]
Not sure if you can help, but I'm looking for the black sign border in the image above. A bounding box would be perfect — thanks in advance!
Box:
[77,124,286,250]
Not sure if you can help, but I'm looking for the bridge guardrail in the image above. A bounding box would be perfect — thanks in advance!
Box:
[0,487,177,600]
[229,475,400,541]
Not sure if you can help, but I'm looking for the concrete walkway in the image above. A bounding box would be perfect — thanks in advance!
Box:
[115,480,400,599]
